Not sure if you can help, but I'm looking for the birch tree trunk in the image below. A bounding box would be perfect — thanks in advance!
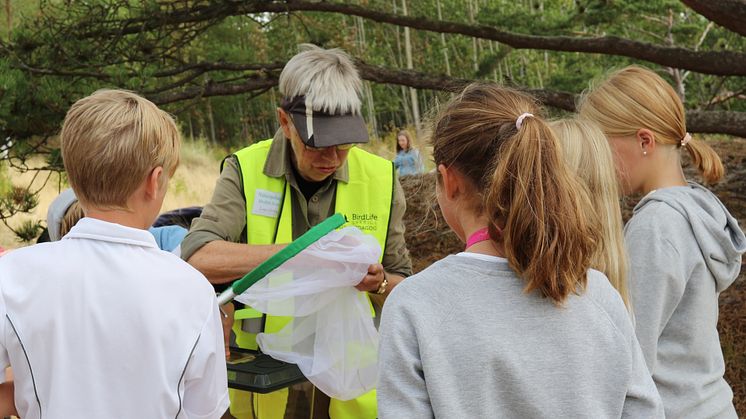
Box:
[468,0,479,72]
[401,0,421,137]
[355,15,379,139]
[436,0,451,76]
[392,0,413,127]
[206,98,217,144]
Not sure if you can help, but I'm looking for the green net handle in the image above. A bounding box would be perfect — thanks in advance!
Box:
[230,213,346,295]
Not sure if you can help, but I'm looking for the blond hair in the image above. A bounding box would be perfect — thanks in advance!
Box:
[60,89,180,209]
[431,83,600,304]
[60,200,85,238]
[579,65,723,183]
[279,44,362,115]
[549,118,630,309]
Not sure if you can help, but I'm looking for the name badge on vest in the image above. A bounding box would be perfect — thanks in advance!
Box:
[252,189,282,218]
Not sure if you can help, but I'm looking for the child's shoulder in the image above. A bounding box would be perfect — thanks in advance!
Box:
[0,241,60,270]
[626,198,690,237]
[146,250,215,295]
[396,255,465,288]
[582,269,635,336]
[391,254,512,301]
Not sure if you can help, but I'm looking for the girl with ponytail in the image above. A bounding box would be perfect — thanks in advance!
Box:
[377,84,662,418]
[580,66,746,418]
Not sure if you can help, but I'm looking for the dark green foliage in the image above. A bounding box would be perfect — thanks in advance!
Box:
[13,219,42,243]
[0,0,743,241]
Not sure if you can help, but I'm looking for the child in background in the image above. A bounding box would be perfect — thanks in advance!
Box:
[549,118,631,310]
[377,84,662,418]
[393,129,423,176]
[45,188,187,253]
[580,65,746,418]
[0,89,228,418]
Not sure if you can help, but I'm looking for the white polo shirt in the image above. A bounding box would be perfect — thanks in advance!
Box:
[0,218,229,419]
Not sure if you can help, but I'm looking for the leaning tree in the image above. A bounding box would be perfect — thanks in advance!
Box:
[0,0,744,239]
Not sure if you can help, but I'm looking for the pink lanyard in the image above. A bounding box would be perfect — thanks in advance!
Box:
[465,227,491,249]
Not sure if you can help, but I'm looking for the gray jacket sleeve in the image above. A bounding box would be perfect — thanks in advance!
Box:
[624,216,687,371]
[623,330,665,418]
[377,286,434,419]
[382,176,413,277]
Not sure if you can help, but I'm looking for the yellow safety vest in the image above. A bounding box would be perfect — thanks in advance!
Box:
[230,139,393,419]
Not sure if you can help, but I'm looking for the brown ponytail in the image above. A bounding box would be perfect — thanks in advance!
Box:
[432,84,599,304]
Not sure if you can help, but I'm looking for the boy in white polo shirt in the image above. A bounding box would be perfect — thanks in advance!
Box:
[0,89,229,418]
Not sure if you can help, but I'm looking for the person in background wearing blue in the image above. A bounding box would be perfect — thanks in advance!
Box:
[46,188,187,253]
[393,129,423,177]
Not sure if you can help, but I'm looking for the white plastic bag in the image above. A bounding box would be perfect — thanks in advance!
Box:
[235,226,381,400]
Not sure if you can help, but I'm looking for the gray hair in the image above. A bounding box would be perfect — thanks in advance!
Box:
[279,44,362,115]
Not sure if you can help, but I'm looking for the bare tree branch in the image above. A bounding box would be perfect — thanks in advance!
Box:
[686,110,746,137]
[148,60,746,137]
[681,0,746,36]
[153,62,285,78]
[60,1,746,76]
[148,74,278,105]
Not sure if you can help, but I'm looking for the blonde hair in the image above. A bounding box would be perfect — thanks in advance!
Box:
[60,89,181,209]
[60,200,85,238]
[579,65,723,183]
[549,118,630,309]
[432,83,600,304]
[279,44,362,115]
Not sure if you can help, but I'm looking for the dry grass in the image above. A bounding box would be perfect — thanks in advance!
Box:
[0,130,430,249]
[0,139,226,249]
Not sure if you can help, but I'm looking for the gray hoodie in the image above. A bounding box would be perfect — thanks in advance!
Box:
[625,182,746,418]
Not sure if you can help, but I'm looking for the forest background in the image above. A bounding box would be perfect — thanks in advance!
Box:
[0,0,744,244]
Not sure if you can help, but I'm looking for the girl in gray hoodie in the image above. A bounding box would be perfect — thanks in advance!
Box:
[580,66,746,418]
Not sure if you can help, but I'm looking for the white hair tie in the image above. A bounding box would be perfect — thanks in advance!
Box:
[515,113,534,130]
[681,132,692,147]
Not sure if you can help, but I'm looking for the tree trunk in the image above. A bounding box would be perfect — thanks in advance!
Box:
[4,0,11,39]
[237,99,249,141]
[468,0,479,72]
[392,0,412,127]
[188,111,194,142]
[353,15,379,139]
[436,0,451,76]
[665,9,686,101]
[401,0,421,138]
[488,40,498,81]
[681,0,746,36]
[206,98,216,144]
